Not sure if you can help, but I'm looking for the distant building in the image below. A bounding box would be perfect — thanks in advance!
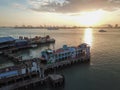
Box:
[108,24,113,28]
[115,24,118,28]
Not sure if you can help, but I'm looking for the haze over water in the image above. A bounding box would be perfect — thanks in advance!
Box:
[0,28,120,90]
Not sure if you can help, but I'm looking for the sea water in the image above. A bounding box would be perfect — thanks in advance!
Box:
[0,28,120,90]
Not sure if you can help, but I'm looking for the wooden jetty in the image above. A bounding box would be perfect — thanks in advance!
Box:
[2,51,22,63]
[0,74,64,90]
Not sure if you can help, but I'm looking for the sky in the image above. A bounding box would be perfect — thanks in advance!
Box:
[0,0,120,27]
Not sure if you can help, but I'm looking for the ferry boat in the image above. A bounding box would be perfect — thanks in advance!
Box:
[40,43,90,64]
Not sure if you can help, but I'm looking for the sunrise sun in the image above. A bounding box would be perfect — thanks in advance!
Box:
[76,10,105,26]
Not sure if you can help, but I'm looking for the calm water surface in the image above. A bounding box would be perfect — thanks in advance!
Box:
[0,28,120,90]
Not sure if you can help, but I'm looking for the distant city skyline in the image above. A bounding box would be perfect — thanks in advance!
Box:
[0,0,120,27]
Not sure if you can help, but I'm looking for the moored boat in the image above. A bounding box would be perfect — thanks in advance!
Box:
[99,29,106,32]
[19,35,55,44]
[47,27,59,30]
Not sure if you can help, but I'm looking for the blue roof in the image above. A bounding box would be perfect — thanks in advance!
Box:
[0,37,15,44]
[15,39,28,43]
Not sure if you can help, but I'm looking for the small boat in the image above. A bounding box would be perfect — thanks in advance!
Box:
[99,29,106,32]
[0,51,3,55]
[31,44,38,48]
[47,27,59,30]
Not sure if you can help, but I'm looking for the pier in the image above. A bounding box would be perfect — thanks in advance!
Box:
[0,52,89,90]
[0,43,90,90]
[0,36,55,52]
[2,49,90,70]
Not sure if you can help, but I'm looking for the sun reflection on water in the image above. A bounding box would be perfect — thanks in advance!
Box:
[84,28,93,46]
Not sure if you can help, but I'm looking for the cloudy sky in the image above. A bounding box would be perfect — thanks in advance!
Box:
[0,0,120,26]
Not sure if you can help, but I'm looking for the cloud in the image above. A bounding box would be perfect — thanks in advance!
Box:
[15,0,120,13]
[28,0,69,12]
[12,3,27,10]
[109,0,120,3]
